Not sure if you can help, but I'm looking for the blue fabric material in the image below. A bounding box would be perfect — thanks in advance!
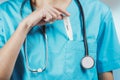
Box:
[0,9,5,48]
[0,0,120,80]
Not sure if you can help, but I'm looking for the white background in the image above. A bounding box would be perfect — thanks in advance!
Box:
[0,0,120,80]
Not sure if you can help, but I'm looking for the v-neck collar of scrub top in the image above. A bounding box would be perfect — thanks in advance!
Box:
[20,0,87,19]
[1,0,120,80]
[20,0,87,35]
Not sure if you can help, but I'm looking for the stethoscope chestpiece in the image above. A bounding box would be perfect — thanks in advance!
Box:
[81,56,95,69]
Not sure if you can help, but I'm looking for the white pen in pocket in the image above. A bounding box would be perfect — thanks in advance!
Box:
[63,17,73,40]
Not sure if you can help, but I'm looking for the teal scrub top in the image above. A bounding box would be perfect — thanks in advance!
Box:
[0,0,120,80]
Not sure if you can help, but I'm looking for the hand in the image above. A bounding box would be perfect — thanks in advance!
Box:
[21,1,70,29]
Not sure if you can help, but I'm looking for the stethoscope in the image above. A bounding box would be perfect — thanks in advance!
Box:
[24,26,48,72]
[21,0,95,73]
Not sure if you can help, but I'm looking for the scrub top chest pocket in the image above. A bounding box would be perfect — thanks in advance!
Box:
[63,40,97,80]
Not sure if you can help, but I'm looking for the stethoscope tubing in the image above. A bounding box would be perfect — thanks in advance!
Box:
[76,0,89,56]
[22,0,94,73]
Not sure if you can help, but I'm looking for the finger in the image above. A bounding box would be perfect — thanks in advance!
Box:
[48,9,57,21]
[54,7,70,16]
[44,11,53,22]
[49,7,62,17]
[57,15,63,20]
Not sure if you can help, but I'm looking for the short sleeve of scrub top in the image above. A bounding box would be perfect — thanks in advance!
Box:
[97,8,120,73]
[0,8,5,48]
[0,0,120,80]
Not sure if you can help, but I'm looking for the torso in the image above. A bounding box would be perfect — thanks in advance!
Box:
[0,0,110,80]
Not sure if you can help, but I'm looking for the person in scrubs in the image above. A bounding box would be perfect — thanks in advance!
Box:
[0,0,120,80]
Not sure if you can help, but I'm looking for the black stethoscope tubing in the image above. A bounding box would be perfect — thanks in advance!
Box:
[76,0,89,56]
[20,0,94,72]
